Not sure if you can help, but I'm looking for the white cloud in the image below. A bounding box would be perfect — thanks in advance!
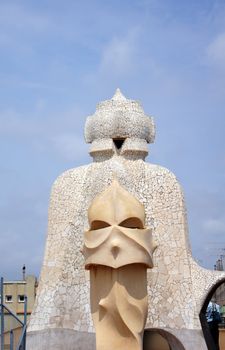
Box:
[0,76,65,91]
[0,3,50,33]
[100,35,137,75]
[51,134,89,161]
[95,27,143,79]
[36,98,47,111]
[0,105,89,162]
[207,32,225,70]
[0,109,41,136]
[203,218,225,233]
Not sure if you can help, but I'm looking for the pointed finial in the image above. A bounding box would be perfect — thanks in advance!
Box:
[112,88,127,101]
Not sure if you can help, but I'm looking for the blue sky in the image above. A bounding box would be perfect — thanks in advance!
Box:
[0,0,225,279]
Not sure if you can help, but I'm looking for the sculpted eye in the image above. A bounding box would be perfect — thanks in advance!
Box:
[119,218,144,229]
[90,220,110,230]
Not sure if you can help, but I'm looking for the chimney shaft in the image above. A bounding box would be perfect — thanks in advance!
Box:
[22,264,26,281]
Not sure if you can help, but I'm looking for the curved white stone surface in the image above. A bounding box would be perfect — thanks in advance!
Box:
[27,90,225,350]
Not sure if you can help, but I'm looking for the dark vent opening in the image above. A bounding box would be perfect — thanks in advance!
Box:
[113,138,125,149]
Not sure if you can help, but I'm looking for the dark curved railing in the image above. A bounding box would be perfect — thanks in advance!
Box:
[199,277,225,350]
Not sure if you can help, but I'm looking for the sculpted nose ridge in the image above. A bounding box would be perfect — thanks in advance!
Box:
[110,229,121,260]
[111,245,120,259]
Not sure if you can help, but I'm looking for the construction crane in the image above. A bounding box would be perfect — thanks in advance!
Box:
[206,244,225,270]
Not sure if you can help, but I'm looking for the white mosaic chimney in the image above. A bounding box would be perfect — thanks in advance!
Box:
[27,90,225,350]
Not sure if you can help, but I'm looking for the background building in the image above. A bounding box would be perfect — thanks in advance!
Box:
[1,271,38,349]
[3,274,37,332]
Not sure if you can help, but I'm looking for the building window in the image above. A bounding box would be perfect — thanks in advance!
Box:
[18,295,25,303]
[5,295,13,302]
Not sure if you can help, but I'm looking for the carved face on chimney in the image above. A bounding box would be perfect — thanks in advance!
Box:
[83,179,155,269]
